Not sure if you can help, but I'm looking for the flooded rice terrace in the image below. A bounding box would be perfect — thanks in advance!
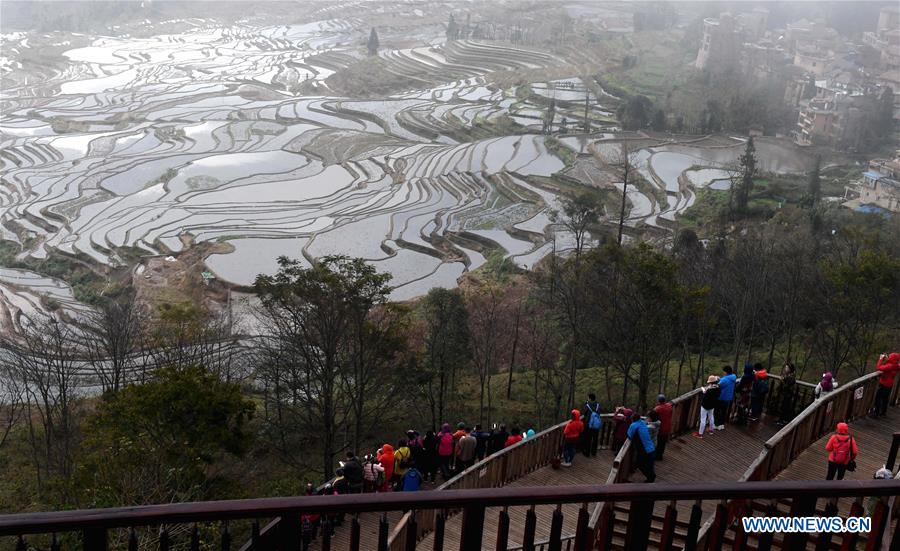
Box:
[0,1,814,328]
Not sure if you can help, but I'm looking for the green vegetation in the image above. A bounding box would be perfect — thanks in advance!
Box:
[0,240,113,304]
[544,136,577,167]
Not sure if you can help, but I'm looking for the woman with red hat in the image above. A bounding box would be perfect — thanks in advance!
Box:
[825,422,858,480]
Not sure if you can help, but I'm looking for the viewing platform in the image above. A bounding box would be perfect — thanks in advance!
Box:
[1,372,898,551]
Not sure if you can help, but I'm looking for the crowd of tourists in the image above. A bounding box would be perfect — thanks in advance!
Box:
[297,352,898,545]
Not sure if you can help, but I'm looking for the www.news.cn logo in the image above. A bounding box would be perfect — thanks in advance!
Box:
[742,516,872,533]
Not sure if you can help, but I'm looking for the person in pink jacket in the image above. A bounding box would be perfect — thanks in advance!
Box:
[825,422,858,481]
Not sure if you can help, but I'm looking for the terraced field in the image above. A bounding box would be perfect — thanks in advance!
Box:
[0,5,816,329]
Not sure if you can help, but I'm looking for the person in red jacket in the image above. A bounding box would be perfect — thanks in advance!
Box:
[562,410,584,467]
[504,426,524,448]
[377,444,395,491]
[654,395,673,460]
[825,422,858,480]
[611,406,633,453]
[874,352,899,418]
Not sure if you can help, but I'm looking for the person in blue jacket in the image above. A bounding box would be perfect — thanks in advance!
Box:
[716,365,737,429]
[626,415,656,483]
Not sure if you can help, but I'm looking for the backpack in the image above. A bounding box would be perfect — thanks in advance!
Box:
[586,403,602,430]
[832,435,854,464]
[396,447,411,469]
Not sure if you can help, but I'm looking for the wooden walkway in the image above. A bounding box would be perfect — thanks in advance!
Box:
[775,407,898,483]
[417,453,614,550]
[621,418,780,546]
[311,420,781,550]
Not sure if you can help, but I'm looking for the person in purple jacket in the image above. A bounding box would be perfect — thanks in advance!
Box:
[715,365,737,430]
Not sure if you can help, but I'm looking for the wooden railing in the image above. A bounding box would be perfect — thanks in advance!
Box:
[694,371,900,548]
[585,373,818,548]
[387,414,615,550]
[740,371,891,483]
[4,481,899,551]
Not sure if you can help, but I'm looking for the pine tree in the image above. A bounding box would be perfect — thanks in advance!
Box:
[735,137,756,212]
[367,28,379,56]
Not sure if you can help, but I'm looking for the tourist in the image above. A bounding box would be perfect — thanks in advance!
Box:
[377,444,395,492]
[626,413,656,483]
[736,363,755,425]
[472,424,491,460]
[525,428,536,439]
[393,439,412,490]
[654,395,673,460]
[457,428,477,472]
[825,422,857,481]
[332,468,350,495]
[301,483,321,547]
[874,352,899,418]
[815,372,837,400]
[562,410,584,467]
[362,454,385,493]
[612,407,633,453]
[716,365,737,429]
[341,451,364,494]
[749,365,769,421]
[581,393,603,457]
[401,462,423,492]
[437,424,455,480]
[505,426,524,448]
[406,430,423,467]
[453,422,468,442]
[777,362,798,426]
[489,424,509,456]
[866,466,895,516]
[646,410,660,449]
[693,375,720,439]
[421,430,439,483]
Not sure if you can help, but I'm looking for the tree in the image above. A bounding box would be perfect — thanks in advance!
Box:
[418,288,471,428]
[551,193,601,262]
[651,108,667,131]
[607,142,643,246]
[80,291,143,394]
[584,244,683,410]
[465,281,512,425]
[0,364,24,450]
[446,14,459,41]
[735,137,756,212]
[81,365,254,507]
[617,95,653,130]
[813,247,900,377]
[254,256,402,477]
[367,28,380,56]
[804,155,821,208]
[0,317,84,502]
[142,302,243,383]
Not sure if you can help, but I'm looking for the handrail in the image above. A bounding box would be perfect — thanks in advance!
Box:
[740,370,886,483]
[694,370,900,547]
[387,412,614,549]
[3,481,898,536]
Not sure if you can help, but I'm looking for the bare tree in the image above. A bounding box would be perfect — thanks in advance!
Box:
[0,316,84,501]
[0,363,24,450]
[80,292,144,393]
[466,281,511,426]
[607,142,643,245]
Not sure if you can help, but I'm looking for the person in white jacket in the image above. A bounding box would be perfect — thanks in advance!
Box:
[814,372,837,399]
